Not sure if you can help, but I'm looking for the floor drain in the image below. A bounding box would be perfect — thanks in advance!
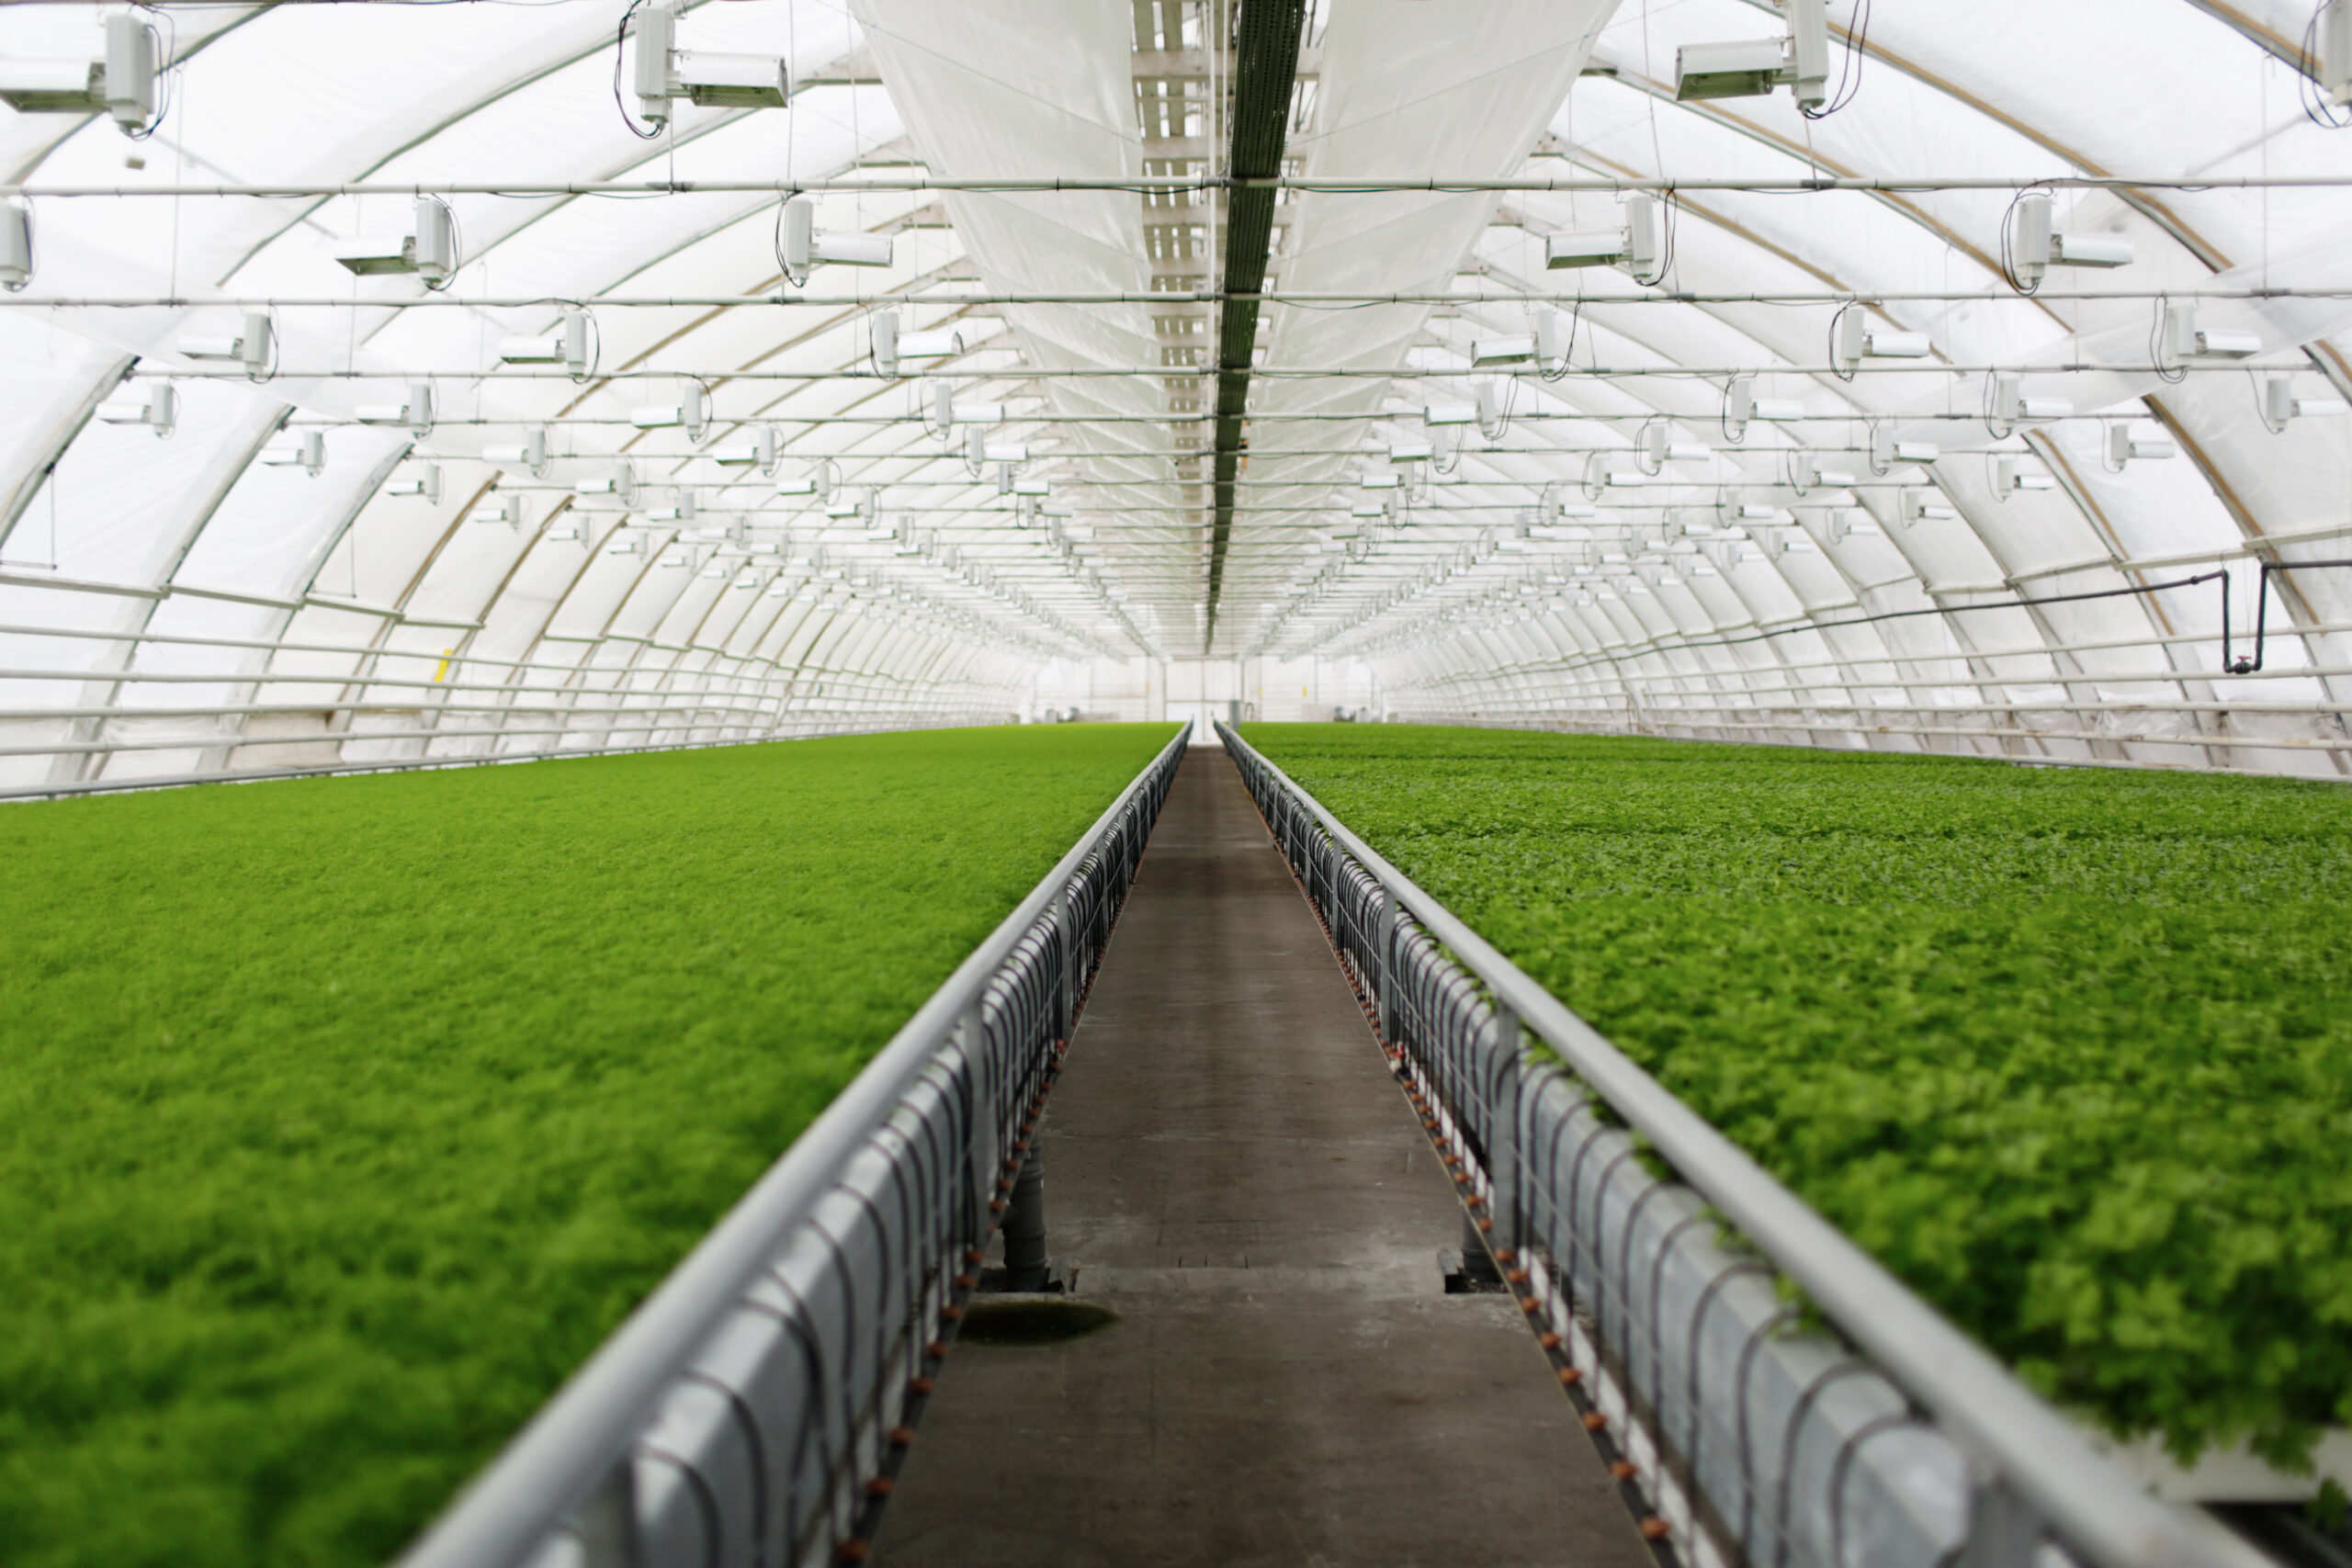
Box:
[956,1299,1119,1346]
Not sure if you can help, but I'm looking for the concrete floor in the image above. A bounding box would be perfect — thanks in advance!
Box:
[872,748,1654,1568]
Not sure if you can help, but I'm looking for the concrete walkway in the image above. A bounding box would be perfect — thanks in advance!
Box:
[872,748,1654,1568]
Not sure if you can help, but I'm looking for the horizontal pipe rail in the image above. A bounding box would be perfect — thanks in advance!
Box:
[1216,721,2272,1568]
[12,174,2352,197]
[2,287,2346,308]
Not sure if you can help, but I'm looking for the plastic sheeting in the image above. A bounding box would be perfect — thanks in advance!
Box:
[0,0,2345,784]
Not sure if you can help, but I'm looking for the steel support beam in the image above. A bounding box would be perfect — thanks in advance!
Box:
[1204,0,1306,651]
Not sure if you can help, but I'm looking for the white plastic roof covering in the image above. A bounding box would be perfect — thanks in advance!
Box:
[0,0,2346,787]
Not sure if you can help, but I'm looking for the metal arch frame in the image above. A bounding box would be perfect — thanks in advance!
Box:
[1362,147,2188,746]
[61,399,293,784]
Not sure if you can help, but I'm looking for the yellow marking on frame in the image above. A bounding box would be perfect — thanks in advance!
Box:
[434,649,454,682]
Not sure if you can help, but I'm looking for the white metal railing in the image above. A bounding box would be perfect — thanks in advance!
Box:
[1218,722,2269,1568]
[394,728,1187,1568]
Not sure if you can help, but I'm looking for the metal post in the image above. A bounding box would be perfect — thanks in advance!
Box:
[1379,886,1400,1045]
[1489,1001,1522,1251]
[1003,1144,1048,1292]
[1456,1209,1503,1285]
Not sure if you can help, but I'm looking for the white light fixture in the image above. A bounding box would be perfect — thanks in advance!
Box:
[1476,380,1507,439]
[629,2,789,130]
[0,200,28,292]
[97,382,176,438]
[478,493,528,529]
[1675,0,1827,107]
[179,311,274,375]
[2007,195,2133,289]
[1544,193,1659,281]
[629,384,709,443]
[356,380,435,434]
[1871,426,1940,471]
[648,491,699,524]
[1424,401,1477,427]
[263,430,327,477]
[2160,304,2259,366]
[607,533,647,558]
[1470,334,1534,367]
[334,197,457,285]
[1906,496,1958,525]
[1792,456,1857,491]
[385,463,442,502]
[0,15,159,135]
[1832,311,1931,371]
[1388,438,1433,465]
[1993,375,2069,425]
[1361,472,1401,491]
[2322,0,2352,105]
[1827,513,1882,543]
[1754,398,1804,423]
[899,326,967,362]
[2107,425,2175,466]
[778,195,894,288]
[497,308,590,376]
[949,400,1006,425]
[484,425,552,479]
[714,427,782,475]
[1998,458,2054,493]
[1637,423,1670,476]
[1725,375,1754,439]
[1532,308,1573,372]
[577,464,639,506]
[2263,376,2349,425]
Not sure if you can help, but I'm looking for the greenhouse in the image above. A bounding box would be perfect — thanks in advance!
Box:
[0,2,2346,1566]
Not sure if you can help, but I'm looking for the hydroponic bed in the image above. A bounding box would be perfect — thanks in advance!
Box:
[1239,724,2352,1472]
[0,725,1178,1568]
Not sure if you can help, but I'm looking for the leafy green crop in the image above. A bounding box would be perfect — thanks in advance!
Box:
[0,725,1176,1568]
[1242,723,2352,1467]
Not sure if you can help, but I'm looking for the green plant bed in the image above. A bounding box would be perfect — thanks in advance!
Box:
[1241,723,2352,1469]
[0,725,1176,1568]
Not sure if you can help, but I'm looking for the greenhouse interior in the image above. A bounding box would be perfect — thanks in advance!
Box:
[1,2,2348,1566]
